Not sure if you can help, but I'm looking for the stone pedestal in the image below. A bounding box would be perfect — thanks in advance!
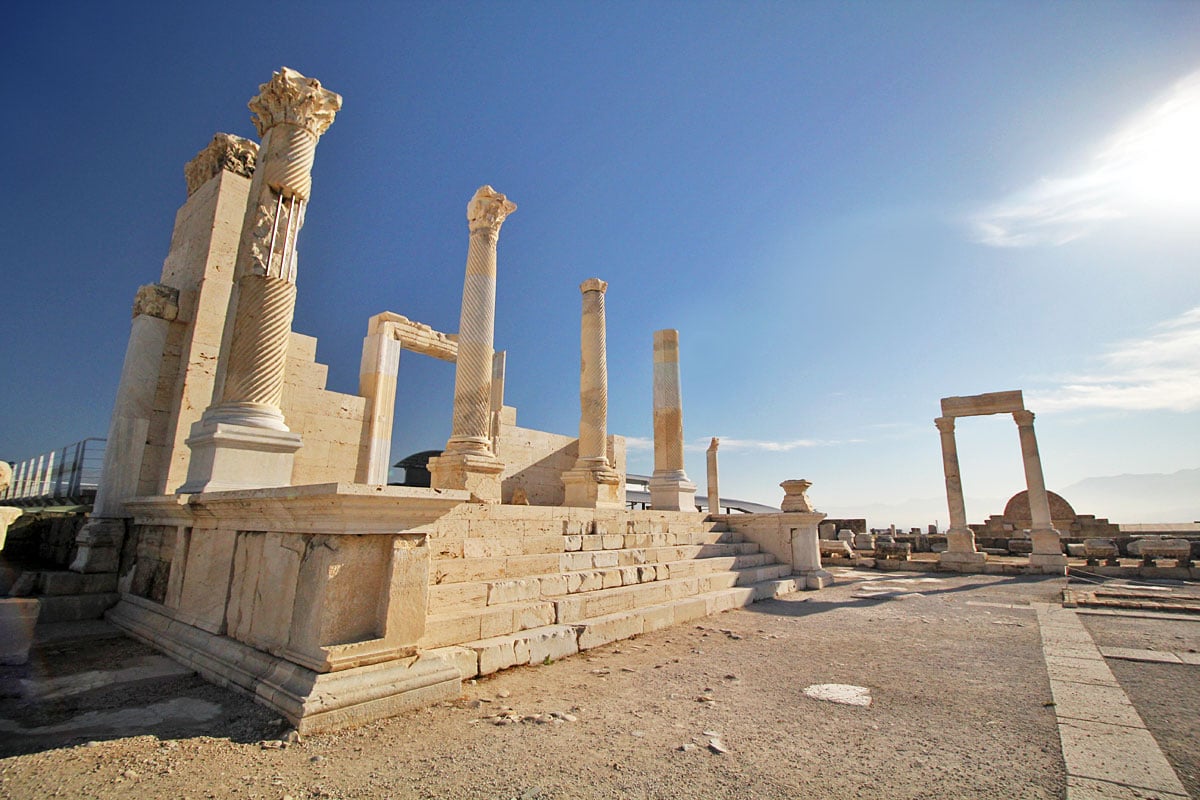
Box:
[1028,530,1068,571]
[939,529,986,568]
[780,479,814,512]
[180,420,303,494]
[786,512,832,589]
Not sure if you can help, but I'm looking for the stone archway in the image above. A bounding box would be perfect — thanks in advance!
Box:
[934,390,1067,572]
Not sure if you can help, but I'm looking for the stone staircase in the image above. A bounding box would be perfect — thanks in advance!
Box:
[423,517,799,679]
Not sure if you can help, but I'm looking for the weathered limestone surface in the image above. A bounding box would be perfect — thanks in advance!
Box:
[429,187,516,503]
[497,421,625,507]
[649,330,696,511]
[184,133,257,196]
[940,390,1024,417]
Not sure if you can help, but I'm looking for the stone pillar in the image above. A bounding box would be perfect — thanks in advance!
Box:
[71,284,179,573]
[490,350,506,452]
[779,479,831,589]
[181,68,341,494]
[563,279,622,508]
[0,462,21,553]
[428,186,516,502]
[706,437,720,514]
[648,329,696,511]
[935,416,985,567]
[357,317,404,485]
[1014,410,1066,570]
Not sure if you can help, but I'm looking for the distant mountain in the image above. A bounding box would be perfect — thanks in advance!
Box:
[1055,468,1200,524]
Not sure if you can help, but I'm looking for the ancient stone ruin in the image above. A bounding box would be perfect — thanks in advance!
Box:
[65,68,833,732]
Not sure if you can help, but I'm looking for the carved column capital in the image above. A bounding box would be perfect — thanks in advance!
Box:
[467,186,517,236]
[249,67,342,138]
[184,133,258,195]
[934,416,956,434]
[131,284,180,321]
[581,277,608,294]
[708,437,719,452]
[1013,409,1036,427]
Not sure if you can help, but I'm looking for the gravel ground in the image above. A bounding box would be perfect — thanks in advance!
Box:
[0,569,1080,799]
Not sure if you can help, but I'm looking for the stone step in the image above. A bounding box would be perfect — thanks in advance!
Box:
[431,575,802,678]
[430,528,746,562]
[431,541,762,584]
[35,593,120,623]
[428,552,778,612]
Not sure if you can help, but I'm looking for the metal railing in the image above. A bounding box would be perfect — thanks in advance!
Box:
[1,438,106,507]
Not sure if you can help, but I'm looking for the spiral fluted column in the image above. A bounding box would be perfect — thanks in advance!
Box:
[648,329,696,511]
[429,186,515,502]
[562,278,622,508]
[181,68,341,494]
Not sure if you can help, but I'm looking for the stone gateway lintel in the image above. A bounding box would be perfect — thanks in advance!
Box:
[940,390,1024,418]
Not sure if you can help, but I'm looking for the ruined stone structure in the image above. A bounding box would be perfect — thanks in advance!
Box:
[973,490,1120,541]
[936,391,1067,573]
[75,68,833,732]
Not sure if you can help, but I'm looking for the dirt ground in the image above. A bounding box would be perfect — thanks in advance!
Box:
[0,568,1195,800]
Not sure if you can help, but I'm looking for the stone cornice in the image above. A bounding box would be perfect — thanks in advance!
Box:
[249,67,342,138]
[184,133,258,196]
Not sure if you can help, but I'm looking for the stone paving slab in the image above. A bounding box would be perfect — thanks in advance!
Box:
[1034,603,1188,800]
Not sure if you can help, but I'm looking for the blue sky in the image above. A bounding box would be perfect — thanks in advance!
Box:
[2,2,1198,526]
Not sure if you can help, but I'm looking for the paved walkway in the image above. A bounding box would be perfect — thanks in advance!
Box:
[1035,603,1189,799]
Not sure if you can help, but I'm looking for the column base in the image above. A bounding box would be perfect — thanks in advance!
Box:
[70,517,127,573]
[178,418,302,494]
[939,529,986,567]
[428,451,504,503]
[1029,529,1067,571]
[648,473,697,512]
[799,568,833,590]
[561,465,624,509]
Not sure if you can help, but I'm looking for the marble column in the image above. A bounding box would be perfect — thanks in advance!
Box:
[649,329,696,511]
[706,437,720,514]
[428,186,516,502]
[71,284,179,573]
[935,416,985,567]
[1014,410,1066,569]
[181,68,341,494]
[562,279,622,508]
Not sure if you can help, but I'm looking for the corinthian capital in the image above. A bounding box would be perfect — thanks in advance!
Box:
[1013,409,1036,427]
[934,416,956,434]
[132,283,180,321]
[249,67,342,138]
[184,133,258,195]
[467,186,517,234]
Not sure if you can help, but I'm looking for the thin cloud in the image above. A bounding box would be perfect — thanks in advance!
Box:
[623,436,654,451]
[972,69,1200,247]
[1029,306,1200,413]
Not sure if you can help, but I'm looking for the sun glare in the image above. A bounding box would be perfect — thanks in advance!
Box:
[1105,71,1200,213]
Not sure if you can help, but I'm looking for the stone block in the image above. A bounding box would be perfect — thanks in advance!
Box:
[672,596,708,624]
[436,646,479,680]
[563,535,583,552]
[576,612,643,650]
[0,598,40,665]
[592,551,618,569]
[642,604,674,633]
[524,625,578,664]
[488,578,540,606]
[474,636,522,676]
